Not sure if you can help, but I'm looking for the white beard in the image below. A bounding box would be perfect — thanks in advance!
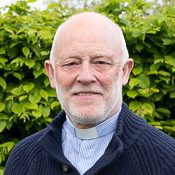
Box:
[55,73,123,125]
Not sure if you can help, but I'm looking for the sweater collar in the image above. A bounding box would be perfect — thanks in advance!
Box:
[38,102,147,174]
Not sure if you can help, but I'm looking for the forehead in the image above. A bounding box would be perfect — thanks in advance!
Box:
[51,14,125,62]
[57,25,120,58]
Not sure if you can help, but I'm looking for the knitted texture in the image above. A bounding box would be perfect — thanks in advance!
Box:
[4,102,175,175]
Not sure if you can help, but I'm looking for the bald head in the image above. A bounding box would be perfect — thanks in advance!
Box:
[50,12,129,67]
[45,12,133,128]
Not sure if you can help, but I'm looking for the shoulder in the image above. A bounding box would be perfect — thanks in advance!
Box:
[14,127,48,152]
[4,128,49,175]
[143,124,175,151]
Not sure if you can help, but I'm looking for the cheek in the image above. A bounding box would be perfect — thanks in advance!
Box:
[99,71,120,87]
[55,70,77,87]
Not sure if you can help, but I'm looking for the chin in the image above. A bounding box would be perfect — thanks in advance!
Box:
[65,105,108,125]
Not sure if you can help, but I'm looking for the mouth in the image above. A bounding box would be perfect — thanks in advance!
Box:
[73,92,102,96]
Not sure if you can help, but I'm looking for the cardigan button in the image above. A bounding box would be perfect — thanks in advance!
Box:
[62,164,70,173]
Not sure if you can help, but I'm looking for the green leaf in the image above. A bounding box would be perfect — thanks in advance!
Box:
[10,42,21,48]
[159,75,170,83]
[158,70,170,76]
[150,64,160,71]
[0,76,6,90]
[27,29,36,36]
[158,15,166,23]
[139,74,150,88]
[32,110,42,118]
[11,57,24,67]
[136,44,143,52]
[32,36,38,44]
[129,101,142,111]
[46,88,57,97]
[120,18,130,26]
[6,95,14,101]
[0,113,8,120]
[24,102,38,110]
[24,58,35,68]
[165,55,175,67]
[157,108,170,114]
[29,93,41,104]
[33,69,43,78]
[28,0,37,2]
[147,70,157,75]
[127,90,139,98]
[51,101,60,109]
[41,51,50,56]
[163,126,175,133]
[0,56,8,65]
[0,103,5,112]
[154,59,164,64]
[22,46,30,58]
[13,72,24,80]
[30,45,41,58]
[162,38,173,45]
[19,95,28,101]
[40,30,52,39]
[148,121,161,126]
[5,120,13,130]
[154,93,162,101]
[132,29,142,38]
[138,88,153,97]
[167,27,174,38]
[0,121,6,132]
[23,83,34,93]
[11,86,23,95]
[33,62,41,71]
[40,89,48,100]
[170,91,175,98]
[44,78,50,86]
[0,47,6,55]
[12,103,23,115]
[143,103,153,115]
[129,78,139,89]
[132,67,142,75]
[39,105,50,117]
[48,2,57,9]
[162,120,175,126]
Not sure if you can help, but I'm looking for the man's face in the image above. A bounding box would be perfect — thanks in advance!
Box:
[52,23,125,127]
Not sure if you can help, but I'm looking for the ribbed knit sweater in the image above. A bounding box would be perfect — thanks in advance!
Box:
[4,102,175,175]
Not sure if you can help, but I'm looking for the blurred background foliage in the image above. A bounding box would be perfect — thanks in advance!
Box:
[0,0,175,173]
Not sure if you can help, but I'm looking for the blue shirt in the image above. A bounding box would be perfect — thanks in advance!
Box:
[62,108,121,175]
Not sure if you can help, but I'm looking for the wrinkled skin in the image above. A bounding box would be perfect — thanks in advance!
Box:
[45,13,133,129]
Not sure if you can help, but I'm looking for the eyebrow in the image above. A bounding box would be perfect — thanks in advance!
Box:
[67,55,81,58]
[62,50,114,60]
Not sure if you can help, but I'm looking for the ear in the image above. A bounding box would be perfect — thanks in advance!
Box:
[122,58,134,86]
[44,60,56,89]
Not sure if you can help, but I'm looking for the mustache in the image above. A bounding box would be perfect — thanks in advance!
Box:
[70,86,104,95]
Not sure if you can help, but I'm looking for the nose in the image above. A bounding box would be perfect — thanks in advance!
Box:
[76,61,96,84]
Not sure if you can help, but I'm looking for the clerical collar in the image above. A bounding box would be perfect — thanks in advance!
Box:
[66,107,121,140]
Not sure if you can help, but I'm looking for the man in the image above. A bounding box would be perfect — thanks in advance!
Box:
[4,12,175,175]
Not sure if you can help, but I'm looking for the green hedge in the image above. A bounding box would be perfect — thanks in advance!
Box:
[0,0,175,173]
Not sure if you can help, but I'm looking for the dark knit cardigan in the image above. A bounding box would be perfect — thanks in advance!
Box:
[4,102,175,175]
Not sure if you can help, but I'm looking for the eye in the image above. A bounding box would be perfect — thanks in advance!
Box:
[64,62,80,67]
[96,61,109,65]
[66,62,78,66]
[92,58,112,70]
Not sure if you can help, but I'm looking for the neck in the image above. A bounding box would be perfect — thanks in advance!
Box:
[67,116,97,129]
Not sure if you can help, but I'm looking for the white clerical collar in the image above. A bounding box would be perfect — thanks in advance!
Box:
[75,127,99,139]
[66,107,121,140]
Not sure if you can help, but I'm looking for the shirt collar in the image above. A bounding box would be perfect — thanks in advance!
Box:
[66,107,121,140]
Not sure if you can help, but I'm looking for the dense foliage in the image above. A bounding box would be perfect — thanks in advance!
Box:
[0,0,175,173]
